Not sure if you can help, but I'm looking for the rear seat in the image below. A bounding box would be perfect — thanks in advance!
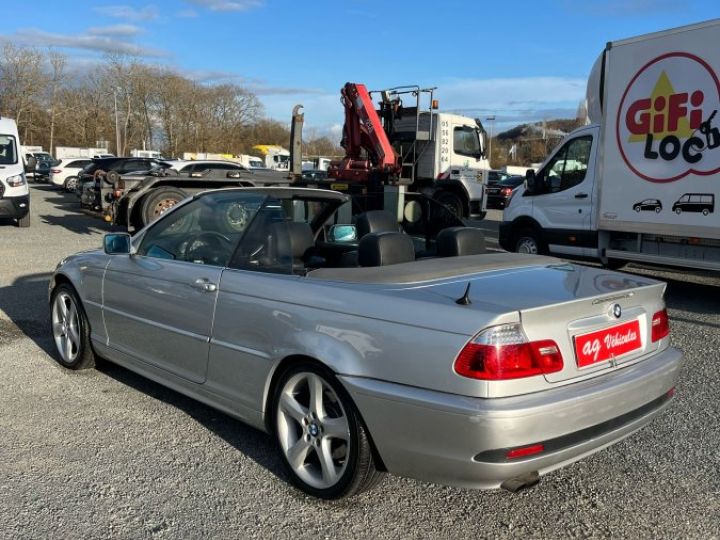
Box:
[436,227,486,257]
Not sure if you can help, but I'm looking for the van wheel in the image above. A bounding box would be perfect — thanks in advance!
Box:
[17,214,30,228]
[514,228,544,255]
[675,208,682,215]
[702,208,709,216]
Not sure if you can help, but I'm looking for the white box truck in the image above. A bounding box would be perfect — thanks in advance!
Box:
[501,19,720,271]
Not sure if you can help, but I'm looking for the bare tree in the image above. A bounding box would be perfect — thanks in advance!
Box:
[47,50,66,155]
[0,44,44,142]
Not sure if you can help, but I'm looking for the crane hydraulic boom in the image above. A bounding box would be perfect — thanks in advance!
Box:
[328,83,400,183]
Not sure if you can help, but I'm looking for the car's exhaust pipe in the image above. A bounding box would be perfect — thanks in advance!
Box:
[500,471,540,493]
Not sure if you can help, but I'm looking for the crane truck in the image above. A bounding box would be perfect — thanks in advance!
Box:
[317,83,491,219]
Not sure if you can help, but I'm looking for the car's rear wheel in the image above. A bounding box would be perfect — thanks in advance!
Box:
[141,187,187,227]
[64,176,78,192]
[272,364,382,499]
[51,284,95,370]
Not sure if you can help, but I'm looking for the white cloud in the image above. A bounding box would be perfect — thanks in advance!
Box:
[94,5,159,21]
[9,28,168,58]
[185,0,264,12]
[87,24,143,37]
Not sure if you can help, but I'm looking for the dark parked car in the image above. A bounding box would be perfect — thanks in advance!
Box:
[486,175,525,209]
[633,199,663,213]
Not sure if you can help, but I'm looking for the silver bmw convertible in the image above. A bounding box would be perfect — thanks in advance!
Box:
[49,187,682,499]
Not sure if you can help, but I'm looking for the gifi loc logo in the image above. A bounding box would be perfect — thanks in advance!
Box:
[617,52,720,183]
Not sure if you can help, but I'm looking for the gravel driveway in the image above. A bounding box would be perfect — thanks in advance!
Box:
[0,185,718,539]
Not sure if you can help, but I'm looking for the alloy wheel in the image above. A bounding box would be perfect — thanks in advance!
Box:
[52,291,80,364]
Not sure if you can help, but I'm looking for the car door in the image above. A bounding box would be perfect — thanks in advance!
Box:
[530,135,595,253]
[102,191,266,383]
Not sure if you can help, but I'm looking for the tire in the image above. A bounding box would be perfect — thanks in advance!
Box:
[271,363,383,499]
[50,284,96,370]
[675,208,682,215]
[435,191,465,219]
[17,214,30,228]
[140,187,187,227]
[514,228,545,255]
[702,208,709,216]
[655,207,661,213]
[64,176,78,192]
[634,205,641,212]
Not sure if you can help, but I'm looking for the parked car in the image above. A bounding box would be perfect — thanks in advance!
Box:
[486,169,510,186]
[49,187,681,499]
[486,175,525,209]
[160,159,247,176]
[50,158,93,191]
[301,169,329,181]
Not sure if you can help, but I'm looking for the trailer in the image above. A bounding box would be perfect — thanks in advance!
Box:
[501,19,720,271]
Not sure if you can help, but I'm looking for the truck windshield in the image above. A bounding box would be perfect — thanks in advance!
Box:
[0,135,18,165]
[453,126,482,158]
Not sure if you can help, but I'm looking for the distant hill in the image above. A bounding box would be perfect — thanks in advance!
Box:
[497,118,584,141]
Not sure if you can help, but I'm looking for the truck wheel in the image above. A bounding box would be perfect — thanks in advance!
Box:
[105,170,120,185]
[17,214,30,228]
[64,176,78,192]
[435,191,465,218]
[514,228,544,255]
[141,187,188,226]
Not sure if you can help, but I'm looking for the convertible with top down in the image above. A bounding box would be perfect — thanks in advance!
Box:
[49,187,682,499]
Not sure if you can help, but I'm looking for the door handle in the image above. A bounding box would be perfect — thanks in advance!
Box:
[192,278,217,292]
[575,192,589,199]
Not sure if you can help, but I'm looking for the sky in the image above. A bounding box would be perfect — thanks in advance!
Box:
[1,0,718,138]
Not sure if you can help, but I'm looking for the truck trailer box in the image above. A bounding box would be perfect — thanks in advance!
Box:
[596,19,720,239]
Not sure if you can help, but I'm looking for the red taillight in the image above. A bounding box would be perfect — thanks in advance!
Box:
[651,309,670,342]
[506,443,545,460]
[454,324,564,380]
[52,169,61,174]
[501,187,513,196]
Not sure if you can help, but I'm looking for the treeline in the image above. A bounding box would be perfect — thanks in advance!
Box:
[0,44,341,158]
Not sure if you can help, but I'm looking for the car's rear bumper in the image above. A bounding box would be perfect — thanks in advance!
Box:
[0,195,30,219]
[341,346,682,489]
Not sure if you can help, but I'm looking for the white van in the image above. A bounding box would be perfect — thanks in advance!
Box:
[0,117,30,227]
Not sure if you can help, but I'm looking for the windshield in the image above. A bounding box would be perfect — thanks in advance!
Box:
[453,126,482,158]
[0,135,18,165]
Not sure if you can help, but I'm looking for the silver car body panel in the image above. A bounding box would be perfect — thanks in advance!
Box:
[49,188,682,490]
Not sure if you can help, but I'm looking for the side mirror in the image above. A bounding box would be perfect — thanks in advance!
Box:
[525,169,542,193]
[327,224,357,243]
[104,233,131,255]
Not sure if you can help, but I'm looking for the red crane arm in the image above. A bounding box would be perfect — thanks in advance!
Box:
[328,82,400,182]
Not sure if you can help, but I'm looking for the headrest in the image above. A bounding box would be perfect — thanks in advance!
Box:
[271,221,315,259]
[355,210,398,238]
[436,227,486,257]
[358,232,415,267]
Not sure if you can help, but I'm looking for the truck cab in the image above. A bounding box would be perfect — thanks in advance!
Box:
[0,117,30,227]
[500,124,600,257]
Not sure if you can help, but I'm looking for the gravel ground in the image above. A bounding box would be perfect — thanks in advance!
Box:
[0,185,719,539]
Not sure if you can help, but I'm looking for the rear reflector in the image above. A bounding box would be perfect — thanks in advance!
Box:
[651,309,670,342]
[506,444,545,460]
[454,323,563,380]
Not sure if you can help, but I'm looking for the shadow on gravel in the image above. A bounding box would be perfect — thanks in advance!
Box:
[96,360,285,482]
[30,184,116,236]
[0,272,56,356]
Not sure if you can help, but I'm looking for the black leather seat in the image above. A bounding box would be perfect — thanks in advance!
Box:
[270,221,317,272]
[355,210,398,237]
[436,227,486,257]
[358,232,416,267]
[340,210,399,267]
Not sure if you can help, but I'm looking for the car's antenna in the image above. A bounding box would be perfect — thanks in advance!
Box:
[455,282,472,305]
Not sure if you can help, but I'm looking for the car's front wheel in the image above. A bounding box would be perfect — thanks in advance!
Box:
[514,228,545,255]
[272,364,382,499]
[51,284,96,370]
[64,176,78,192]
